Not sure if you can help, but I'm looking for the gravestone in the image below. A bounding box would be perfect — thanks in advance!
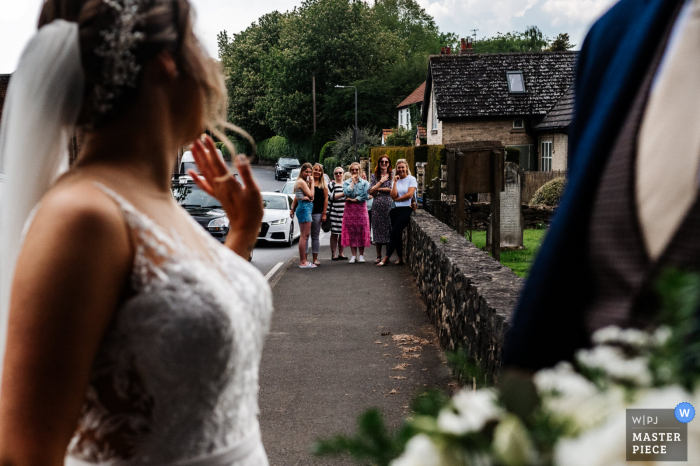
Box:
[487,162,523,249]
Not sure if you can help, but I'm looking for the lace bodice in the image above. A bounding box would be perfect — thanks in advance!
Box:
[66,184,272,464]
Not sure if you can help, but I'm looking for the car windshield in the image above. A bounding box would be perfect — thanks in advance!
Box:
[279,158,300,168]
[281,182,295,194]
[262,195,288,210]
[181,161,198,174]
[172,184,221,208]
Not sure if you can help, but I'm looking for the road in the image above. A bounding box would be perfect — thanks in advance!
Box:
[250,165,326,278]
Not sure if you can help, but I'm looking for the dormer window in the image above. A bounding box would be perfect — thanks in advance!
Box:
[513,118,524,129]
[507,71,526,93]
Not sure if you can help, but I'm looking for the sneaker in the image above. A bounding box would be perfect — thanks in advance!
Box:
[348,256,357,264]
[358,255,365,263]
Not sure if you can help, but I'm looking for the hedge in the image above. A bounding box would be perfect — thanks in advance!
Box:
[531,177,567,206]
[323,157,339,177]
[319,141,337,164]
[257,136,314,163]
[369,145,445,182]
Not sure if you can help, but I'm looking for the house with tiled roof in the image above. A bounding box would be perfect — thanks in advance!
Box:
[421,50,577,171]
[397,81,425,129]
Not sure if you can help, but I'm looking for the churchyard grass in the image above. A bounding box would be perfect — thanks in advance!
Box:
[468,229,546,278]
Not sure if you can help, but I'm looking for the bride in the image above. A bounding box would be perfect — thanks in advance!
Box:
[0,0,271,464]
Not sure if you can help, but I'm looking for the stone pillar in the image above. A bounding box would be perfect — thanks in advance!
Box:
[415,162,427,199]
[490,162,524,248]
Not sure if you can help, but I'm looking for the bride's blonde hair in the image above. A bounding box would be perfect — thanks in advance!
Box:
[38,0,254,159]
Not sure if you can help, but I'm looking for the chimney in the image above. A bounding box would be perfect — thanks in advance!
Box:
[446,46,451,55]
[466,37,474,54]
[461,38,467,54]
[440,46,445,55]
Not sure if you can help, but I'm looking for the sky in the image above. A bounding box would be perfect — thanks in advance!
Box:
[0,0,618,74]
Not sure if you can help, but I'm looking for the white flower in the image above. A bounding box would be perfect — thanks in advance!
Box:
[390,434,442,466]
[591,326,652,348]
[653,326,673,346]
[437,389,503,435]
[534,362,598,398]
[493,414,537,466]
[576,345,652,386]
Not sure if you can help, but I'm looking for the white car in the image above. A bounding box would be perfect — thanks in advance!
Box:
[259,192,300,247]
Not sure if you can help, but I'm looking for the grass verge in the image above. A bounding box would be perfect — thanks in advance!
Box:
[467,229,546,278]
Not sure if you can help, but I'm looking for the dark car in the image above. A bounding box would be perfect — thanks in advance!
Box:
[274,158,301,181]
[172,182,229,243]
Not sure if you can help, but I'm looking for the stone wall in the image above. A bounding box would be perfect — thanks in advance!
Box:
[403,210,522,382]
[441,119,534,147]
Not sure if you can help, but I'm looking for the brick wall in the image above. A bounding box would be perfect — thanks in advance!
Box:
[441,119,534,147]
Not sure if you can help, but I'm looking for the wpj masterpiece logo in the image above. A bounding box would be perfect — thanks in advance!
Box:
[626,404,695,461]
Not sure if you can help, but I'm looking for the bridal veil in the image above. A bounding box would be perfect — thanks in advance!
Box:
[0,20,84,392]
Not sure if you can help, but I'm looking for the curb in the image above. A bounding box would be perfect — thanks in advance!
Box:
[267,255,296,290]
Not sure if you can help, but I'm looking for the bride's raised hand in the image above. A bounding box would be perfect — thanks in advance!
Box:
[188,136,263,259]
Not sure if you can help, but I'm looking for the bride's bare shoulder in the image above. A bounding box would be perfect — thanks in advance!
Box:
[24,180,131,260]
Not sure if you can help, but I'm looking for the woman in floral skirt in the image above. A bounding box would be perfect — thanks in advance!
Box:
[369,155,393,263]
[341,162,371,263]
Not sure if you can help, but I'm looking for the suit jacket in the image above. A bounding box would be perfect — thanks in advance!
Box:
[502,0,685,370]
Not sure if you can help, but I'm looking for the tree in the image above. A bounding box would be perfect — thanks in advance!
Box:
[548,33,575,51]
[385,126,414,147]
[473,26,549,54]
[332,126,381,166]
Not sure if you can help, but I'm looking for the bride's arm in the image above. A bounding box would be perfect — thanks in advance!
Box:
[0,186,132,465]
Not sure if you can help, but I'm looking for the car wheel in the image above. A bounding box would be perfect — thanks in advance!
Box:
[287,223,294,247]
[274,172,278,181]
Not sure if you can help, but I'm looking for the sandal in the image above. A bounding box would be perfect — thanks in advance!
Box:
[331,255,339,261]
[338,255,348,260]
[314,260,321,266]
[394,259,404,266]
[376,260,387,267]
[299,263,317,269]
[374,256,382,264]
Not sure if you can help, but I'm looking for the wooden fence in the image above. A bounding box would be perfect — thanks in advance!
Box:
[523,170,567,204]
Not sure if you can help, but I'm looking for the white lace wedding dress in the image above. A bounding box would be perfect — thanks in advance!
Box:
[64,184,272,466]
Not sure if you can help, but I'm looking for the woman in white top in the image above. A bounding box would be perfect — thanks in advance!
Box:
[378,159,417,267]
[0,0,271,464]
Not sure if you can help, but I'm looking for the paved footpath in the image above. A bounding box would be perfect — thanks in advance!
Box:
[259,244,454,465]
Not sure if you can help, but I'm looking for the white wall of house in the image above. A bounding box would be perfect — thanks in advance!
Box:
[537,133,568,171]
[398,108,411,129]
[426,90,442,145]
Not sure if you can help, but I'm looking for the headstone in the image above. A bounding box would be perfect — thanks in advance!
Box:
[495,162,524,248]
[415,162,427,199]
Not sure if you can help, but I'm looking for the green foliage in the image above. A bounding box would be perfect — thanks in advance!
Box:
[505,147,520,165]
[470,229,546,278]
[218,0,457,142]
[311,129,334,162]
[654,270,700,391]
[369,144,443,181]
[332,126,381,166]
[385,126,414,147]
[548,33,575,51]
[323,156,339,177]
[440,236,447,243]
[473,26,549,53]
[530,177,566,206]
[257,136,289,161]
[319,141,337,163]
[314,408,405,466]
[445,346,491,388]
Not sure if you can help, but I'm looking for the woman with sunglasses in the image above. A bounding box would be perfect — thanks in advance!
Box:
[378,159,417,267]
[341,162,371,263]
[369,156,393,263]
[328,167,348,260]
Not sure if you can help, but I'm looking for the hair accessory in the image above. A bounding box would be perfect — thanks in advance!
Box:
[93,0,147,115]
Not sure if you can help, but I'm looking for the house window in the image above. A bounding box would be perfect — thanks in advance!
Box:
[513,118,524,129]
[431,91,438,130]
[507,71,526,93]
[541,141,553,171]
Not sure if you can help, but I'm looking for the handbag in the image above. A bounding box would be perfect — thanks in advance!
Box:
[322,184,333,232]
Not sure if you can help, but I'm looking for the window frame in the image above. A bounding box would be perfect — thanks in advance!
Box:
[513,118,524,129]
[431,90,438,130]
[541,140,553,172]
[506,71,526,94]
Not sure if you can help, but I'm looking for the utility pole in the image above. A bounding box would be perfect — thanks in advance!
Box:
[312,73,316,134]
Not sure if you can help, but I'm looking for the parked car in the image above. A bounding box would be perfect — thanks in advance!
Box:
[274,158,301,181]
[277,181,295,200]
[174,149,226,183]
[289,168,301,181]
[259,192,299,247]
[172,180,253,261]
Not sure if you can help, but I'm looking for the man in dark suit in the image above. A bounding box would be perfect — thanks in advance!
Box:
[503,0,699,370]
